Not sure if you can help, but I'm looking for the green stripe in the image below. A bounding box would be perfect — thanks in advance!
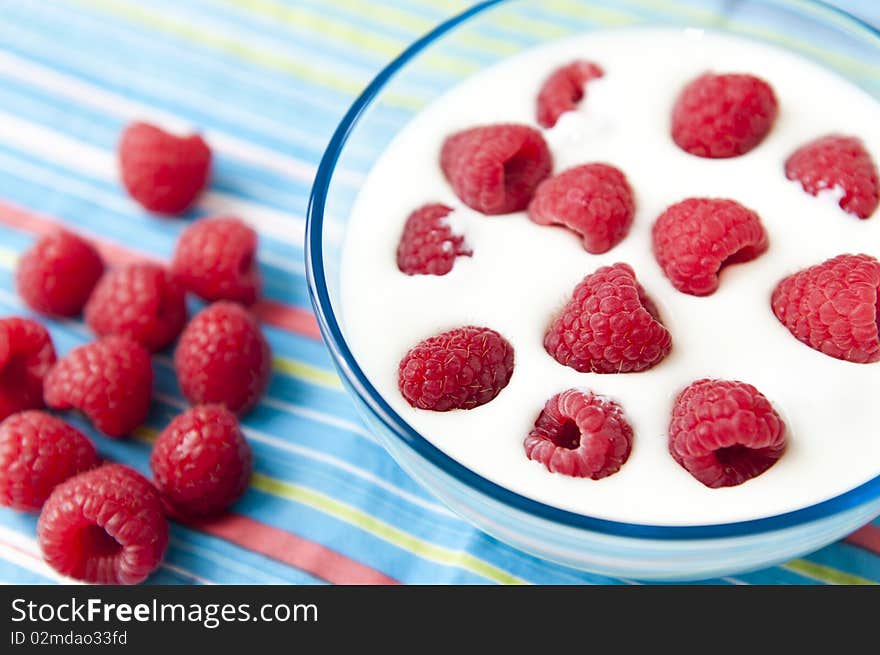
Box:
[783,559,877,585]
[251,473,528,585]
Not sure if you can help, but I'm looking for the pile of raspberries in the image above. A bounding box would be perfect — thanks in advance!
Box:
[0,123,270,584]
[396,63,879,490]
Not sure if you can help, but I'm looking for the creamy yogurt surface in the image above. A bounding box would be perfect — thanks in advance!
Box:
[339,28,880,526]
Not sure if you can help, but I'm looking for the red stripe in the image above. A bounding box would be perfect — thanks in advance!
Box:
[845,523,880,555]
[0,199,322,340]
[193,513,398,585]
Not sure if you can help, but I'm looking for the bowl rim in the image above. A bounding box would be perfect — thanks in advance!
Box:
[306,0,880,540]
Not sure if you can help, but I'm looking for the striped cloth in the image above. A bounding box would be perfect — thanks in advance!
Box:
[0,0,878,586]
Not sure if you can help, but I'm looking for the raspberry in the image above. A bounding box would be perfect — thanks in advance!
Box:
[784,135,879,219]
[652,198,769,296]
[440,124,552,215]
[16,230,104,317]
[0,411,99,512]
[44,336,153,437]
[528,163,635,254]
[396,204,472,275]
[671,72,778,158]
[536,60,604,128]
[524,389,632,479]
[171,216,262,305]
[118,121,212,215]
[150,405,252,519]
[85,263,188,352]
[668,379,786,488]
[174,302,272,415]
[545,263,672,374]
[771,253,880,364]
[37,463,168,584]
[398,326,514,411]
[0,318,56,421]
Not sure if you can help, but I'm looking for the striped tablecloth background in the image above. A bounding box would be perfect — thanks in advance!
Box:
[0,0,878,586]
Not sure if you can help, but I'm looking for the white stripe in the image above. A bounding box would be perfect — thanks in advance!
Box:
[0,48,364,187]
[0,111,307,246]
[0,524,83,584]
[241,423,454,518]
[168,538,291,585]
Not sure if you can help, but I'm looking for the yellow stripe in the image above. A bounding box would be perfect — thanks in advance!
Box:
[250,473,527,584]
[74,0,423,110]
[223,0,482,76]
[272,356,343,390]
[540,0,638,27]
[134,428,524,584]
[0,248,16,270]
[783,559,876,585]
[323,0,532,54]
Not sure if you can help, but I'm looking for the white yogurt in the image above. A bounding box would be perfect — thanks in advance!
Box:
[339,28,880,526]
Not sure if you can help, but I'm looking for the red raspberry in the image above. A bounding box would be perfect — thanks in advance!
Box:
[669,379,786,488]
[440,124,552,215]
[784,135,879,219]
[16,230,104,317]
[0,318,56,421]
[150,405,252,519]
[771,253,880,364]
[118,121,212,215]
[545,263,672,374]
[398,326,514,411]
[0,411,99,512]
[671,72,778,158]
[37,463,168,584]
[171,216,262,305]
[396,203,472,275]
[652,198,769,296]
[44,336,153,437]
[174,302,272,415]
[528,163,635,254]
[536,60,604,128]
[524,389,632,479]
[85,263,187,352]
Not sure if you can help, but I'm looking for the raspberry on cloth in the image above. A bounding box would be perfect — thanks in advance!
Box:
[44,336,154,437]
[544,263,672,374]
[37,463,169,584]
[171,216,263,305]
[784,134,879,219]
[0,411,99,513]
[652,197,769,296]
[440,124,552,215]
[535,59,604,128]
[85,263,188,352]
[398,326,514,411]
[150,404,252,519]
[528,163,635,254]
[771,253,880,364]
[668,379,787,488]
[671,72,778,158]
[524,389,632,479]
[174,302,272,415]
[396,203,472,276]
[0,317,56,421]
[118,121,212,215]
[16,229,104,317]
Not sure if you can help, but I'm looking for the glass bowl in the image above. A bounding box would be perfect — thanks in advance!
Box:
[306,0,880,580]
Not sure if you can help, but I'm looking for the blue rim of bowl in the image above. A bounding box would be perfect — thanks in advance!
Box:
[306,0,880,540]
